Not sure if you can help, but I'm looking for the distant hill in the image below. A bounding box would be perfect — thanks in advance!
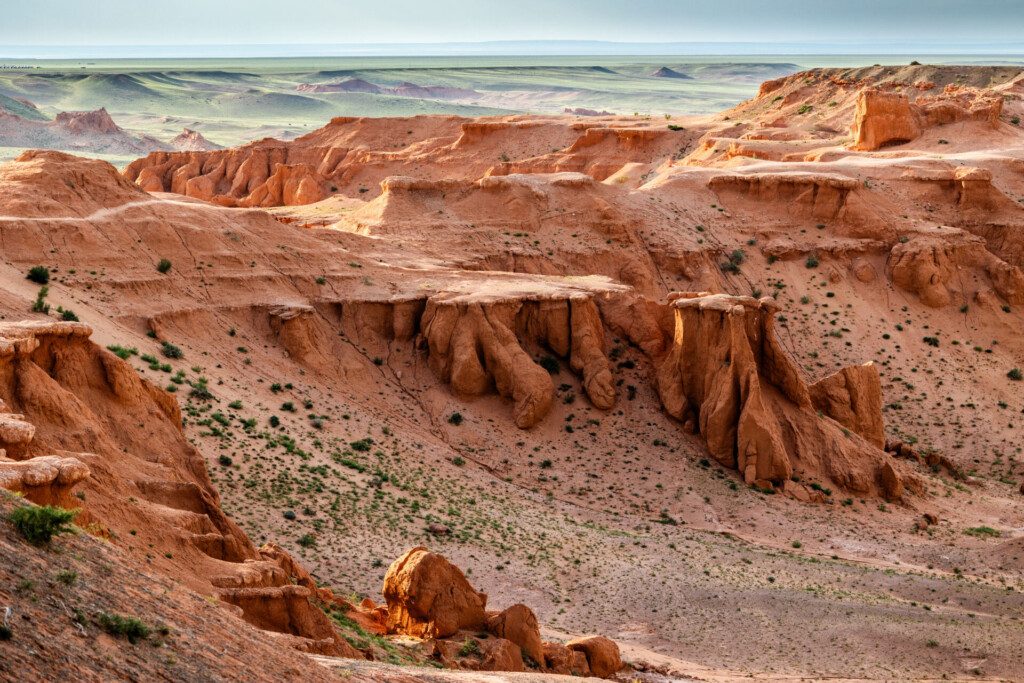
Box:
[651,66,693,79]
[0,93,47,121]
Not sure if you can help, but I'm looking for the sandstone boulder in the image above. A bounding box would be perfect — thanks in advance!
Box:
[543,642,591,676]
[433,635,525,672]
[0,454,90,507]
[382,546,487,638]
[566,635,622,678]
[485,604,544,667]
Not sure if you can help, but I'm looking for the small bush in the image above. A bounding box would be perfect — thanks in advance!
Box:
[156,259,172,274]
[922,336,940,347]
[217,455,233,467]
[8,505,77,546]
[805,255,819,269]
[189,377,213,400]
[458,638,481,657]
[1008,368,1023,382]
[26,266,50,284]
[96,612,150,644]
[964,526,1000,538]
[57,307,79,322]
[160,341,183,359]
[32,286,50,314]
[106,345,138,360]
[448,412,463,426]
[297,533,316,548]
[350,438,373,452]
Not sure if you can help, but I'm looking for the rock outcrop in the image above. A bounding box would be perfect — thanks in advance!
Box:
[420,291,617,428]
[170,128,223,152]
[380,546,622,677]
[0,319,360,658]
[809,363,886,449]
[851,87,1003,151]
[653,293,899,495]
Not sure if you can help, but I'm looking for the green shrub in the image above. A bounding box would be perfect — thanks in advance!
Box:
[805,255,819,269]
[57,307,79,322]
[297,533,316,548]
[26,266,50,284]
[350,438,373,452]
[160,341,183,359]
[96,612,150,643]
[32,286,50,313]
[448,412,463,426]
[1008,368,1023,382]
[106,345,138,360]
[189,377,213,400]
[8,505,77,546]
[964,526,1000,538]
[458,638,480,657]
[156,259,172,274]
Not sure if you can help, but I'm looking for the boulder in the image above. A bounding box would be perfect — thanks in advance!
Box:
[433,635,525,672]
[485,604,544,667]
[566,635,622,678]
[543,642,591,676]
[382,546,487,638]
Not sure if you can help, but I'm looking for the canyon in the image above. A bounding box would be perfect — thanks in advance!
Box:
[1,63,1023,681]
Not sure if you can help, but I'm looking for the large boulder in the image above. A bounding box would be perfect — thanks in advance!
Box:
[566,635,622,678]
[382,546,487,638]
[485,604,544,667]
[543,642,591,676]
[433,635,525,672]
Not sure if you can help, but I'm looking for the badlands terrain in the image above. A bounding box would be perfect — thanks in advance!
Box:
[1,63,1024,682]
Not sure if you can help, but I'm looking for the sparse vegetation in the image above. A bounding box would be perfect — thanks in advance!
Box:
[26,265,50,284]
[8,505,77,546]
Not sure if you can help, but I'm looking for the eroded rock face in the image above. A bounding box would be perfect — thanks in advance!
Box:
[420,293,616,428]
[653,293,899,495]
[851,90,922,151]
[543,642,591,676]
[433,635,525,672]
[0,453,90,507]
[888,232,1024,307]
[851,87,1003,151]
[809,363,886,449]
[0,319,360,659]
[382,546,487,638]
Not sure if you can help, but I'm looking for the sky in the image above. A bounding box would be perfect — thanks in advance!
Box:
[1,0,1023,53]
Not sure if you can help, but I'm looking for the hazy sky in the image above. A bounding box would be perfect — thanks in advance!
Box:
[2,0,1022,47]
